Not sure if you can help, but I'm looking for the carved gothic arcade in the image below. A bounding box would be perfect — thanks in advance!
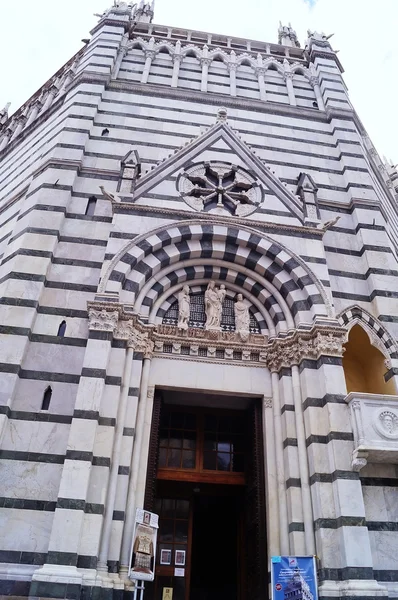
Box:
[1,3,398,600]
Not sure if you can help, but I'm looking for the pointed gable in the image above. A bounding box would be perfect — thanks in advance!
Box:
[133,119,304,223]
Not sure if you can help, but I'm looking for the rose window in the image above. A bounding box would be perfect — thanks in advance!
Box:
[178,161,262,217]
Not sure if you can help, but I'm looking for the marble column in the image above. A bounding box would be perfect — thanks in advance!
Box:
[271,371,289,554]
[120,351,153,575]
[291,364,316,554]
[201,58,211,93]
[59,69,76,94]
[10,116,26,141]
[111,33,129,80]
[284,72,297,106]
[42,85,58,112]
[171,56,181,88]
[228,64,237,97]
[256,67,267,101]
[135,384,156,509]
[97,344,135,572]
[26,100,43,127]
[141,50,155,84]
[263,396,280,557]
[310,76,325,110]
[0,128,12,151]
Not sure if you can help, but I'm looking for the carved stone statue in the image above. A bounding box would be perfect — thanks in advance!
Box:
[234,294,250,342]
[177,285,190,330]
[99,185,121,204]
[204,282,226,330]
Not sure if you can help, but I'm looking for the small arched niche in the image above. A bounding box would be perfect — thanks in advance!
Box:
[343,324,396,395]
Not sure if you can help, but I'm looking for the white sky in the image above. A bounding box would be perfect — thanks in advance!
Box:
[1,0,397,162]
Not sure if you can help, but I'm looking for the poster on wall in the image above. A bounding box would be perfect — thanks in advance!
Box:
[271,556,318,600]
[129,509,159,582]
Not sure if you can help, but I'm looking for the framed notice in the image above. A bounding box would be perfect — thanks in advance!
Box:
[175,550,186,566]
[160,549,172,565]
[271,556,318,600]
[129,509,159,582]
[162,588,173,600]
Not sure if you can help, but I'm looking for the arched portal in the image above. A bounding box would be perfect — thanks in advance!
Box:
[343,324,396,395]
[98,220,339,598]
[100,220,332,334]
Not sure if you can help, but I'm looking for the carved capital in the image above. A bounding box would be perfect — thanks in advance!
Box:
[227,63,238,72]
[255,67,266,77]
[145,50,156,60]
[283,71,294,81]
[266,327,347,372]
[114,319,154,358]
[313,331,346,357]
[147,385,155,400]
[201,58,212,66]
[88,308,119,332]
[309,75,319,88]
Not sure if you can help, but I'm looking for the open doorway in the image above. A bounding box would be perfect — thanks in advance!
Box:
[190,493,240,600]
[144,393,267,600]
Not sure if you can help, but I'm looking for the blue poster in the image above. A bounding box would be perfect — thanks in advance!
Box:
[271,556,318,600]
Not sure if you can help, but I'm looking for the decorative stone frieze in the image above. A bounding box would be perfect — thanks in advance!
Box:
[153,321,346,368]
[263,397,273,409]
[346,392,398,471]
[266,327,347,372]
[114,318,155,358]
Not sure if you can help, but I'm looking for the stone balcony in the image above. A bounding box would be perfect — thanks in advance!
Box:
[346,392,398,471]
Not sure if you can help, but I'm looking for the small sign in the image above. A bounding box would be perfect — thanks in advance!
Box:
[175,550,186,566]
[160,549,172,565]
[128,509,159,582]
[271,556,318,600]
[162,588,173,600]
[174,568,185,577]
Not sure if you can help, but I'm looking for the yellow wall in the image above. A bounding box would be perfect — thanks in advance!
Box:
[343,325,396,395]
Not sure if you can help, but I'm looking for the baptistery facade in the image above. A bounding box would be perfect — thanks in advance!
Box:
[0,3,398,600]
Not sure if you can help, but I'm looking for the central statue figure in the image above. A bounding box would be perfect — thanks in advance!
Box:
[204,282,226,330]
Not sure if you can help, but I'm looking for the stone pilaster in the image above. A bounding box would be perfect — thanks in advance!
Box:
[30,305,119,593]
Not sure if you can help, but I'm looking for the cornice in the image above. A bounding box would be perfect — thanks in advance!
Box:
[136,22,306,61]
[107,80,330,122]
[309,49,344,73]
[90,17,130,36]
[113,201,324,238]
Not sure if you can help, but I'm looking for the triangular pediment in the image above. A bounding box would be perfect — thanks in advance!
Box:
[134,120,304,222]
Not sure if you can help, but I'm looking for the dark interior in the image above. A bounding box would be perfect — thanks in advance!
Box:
[190,493,239,600]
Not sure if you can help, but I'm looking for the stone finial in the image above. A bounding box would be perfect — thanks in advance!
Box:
[216,107,228,123]
[133,0,154,23]
[0,102,11,126]
[306,30,334,53]
[278,22,300,48]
